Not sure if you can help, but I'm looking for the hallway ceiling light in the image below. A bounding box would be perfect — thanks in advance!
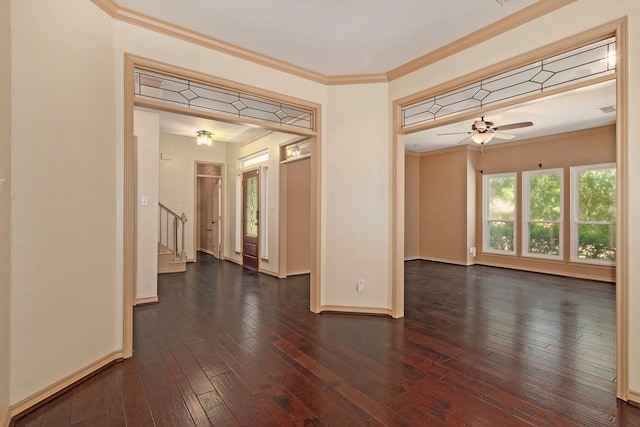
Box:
[196,130,213,146]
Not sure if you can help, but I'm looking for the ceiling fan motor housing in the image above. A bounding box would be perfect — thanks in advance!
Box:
[472,118,493,132]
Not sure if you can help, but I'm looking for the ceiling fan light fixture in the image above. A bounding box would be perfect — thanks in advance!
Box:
[471,132,494,144]
[196,130,213,146]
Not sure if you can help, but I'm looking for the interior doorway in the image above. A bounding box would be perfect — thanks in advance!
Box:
[196,162,223,259]
[242,169,259,270]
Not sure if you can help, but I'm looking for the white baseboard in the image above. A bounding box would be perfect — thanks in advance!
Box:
[9,350,123,421]
[285,270,311,277]
[410,256,471,266]
[224,256,242,266]
[259,268,279,278]
[319,305,392,317]
[135,296,159,306]
[628,389,640,405]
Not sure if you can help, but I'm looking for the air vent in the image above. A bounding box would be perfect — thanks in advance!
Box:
[599,105,616,114]
[495,0,510,5]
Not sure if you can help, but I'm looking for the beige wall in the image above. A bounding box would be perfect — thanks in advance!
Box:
[404,154,420,260]
[419,148,471,264]
[134,110,159,301]
[159,133,228,262]
[474,126,616,281]
[324,83,390,309]
[0,0,11,420]
[10,0,117,404]
[390,0,640,394]
[286,158,311,275]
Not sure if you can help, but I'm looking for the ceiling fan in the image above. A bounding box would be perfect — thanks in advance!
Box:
[438,116,533,145]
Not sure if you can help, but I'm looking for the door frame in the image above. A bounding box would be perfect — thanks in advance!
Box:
[391,19,629,400]
[241,168,260,270]
[195,162,224,261]
[123,54,322,359]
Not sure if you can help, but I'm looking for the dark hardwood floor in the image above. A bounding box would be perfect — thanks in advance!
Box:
[13,256,640,426]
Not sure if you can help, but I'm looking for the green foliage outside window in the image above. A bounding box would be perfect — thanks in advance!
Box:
[487,175,515,252]
[527,172,561,256]
[577,167,616,261]
[488,221,514,252]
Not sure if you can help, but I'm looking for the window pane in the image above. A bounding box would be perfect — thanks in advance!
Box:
[488,221,514,252]
[577,224,616,261]
[489,176,516,220]
[244,176,258,237]
[578,168,616,221]
[528,222,560,255]
[529,173,561,221]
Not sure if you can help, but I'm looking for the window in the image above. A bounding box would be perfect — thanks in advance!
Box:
[483,173,517,254]
[522,169,563,259]
[570,163,616,264]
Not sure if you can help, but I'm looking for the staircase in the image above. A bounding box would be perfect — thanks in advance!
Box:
[158,203,188,274]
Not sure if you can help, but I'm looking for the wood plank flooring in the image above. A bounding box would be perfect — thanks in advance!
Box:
[13,256,640,426]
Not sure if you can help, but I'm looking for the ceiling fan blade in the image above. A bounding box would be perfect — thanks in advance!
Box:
[493,121,533,131]
[492,131,515,140]
[437,131,471,136]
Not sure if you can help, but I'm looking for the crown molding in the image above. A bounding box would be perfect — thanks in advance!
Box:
[327,73,389,85]
[91,0,118,17]
[91,0,330,84]
[92,0,576,85]
[386,0,577,81]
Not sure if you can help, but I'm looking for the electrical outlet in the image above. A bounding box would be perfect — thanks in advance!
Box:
[356,278,365,292]
[470,247,476,257]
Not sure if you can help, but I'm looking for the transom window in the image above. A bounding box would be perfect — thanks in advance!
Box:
[401,37,615,128]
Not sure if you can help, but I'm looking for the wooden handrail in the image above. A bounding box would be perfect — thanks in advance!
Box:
[158,203,187,261]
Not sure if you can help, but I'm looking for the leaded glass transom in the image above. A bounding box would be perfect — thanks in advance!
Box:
[134,68,315,131]
[402,37,616,128]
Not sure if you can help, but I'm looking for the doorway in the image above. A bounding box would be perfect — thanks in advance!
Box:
[196,162,223,259]
[242,169,259,270]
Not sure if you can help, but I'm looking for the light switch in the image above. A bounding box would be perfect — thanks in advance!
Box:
[140,196,149,206]
[177,203,183,210]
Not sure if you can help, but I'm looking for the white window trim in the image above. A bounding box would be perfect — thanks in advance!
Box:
[522,168,563,260]
[569,162,616,266]
[482,172,517,256]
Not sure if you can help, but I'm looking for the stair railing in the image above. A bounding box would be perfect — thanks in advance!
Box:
[158,203,187,261]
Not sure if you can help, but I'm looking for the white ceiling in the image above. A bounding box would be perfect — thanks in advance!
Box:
[123,0,616,151]
[117,0,538,76]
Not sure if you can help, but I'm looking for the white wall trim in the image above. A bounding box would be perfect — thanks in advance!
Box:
[0,408,10,427]
[319,305,393,317]
[628,389,640,406]
[8,351,123,421]
[134,296,159,306]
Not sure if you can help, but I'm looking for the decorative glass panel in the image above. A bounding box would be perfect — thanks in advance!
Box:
[134,68,314,131]
[282,139,312,162]
[402,37,615,128]
[245,176,258,237]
